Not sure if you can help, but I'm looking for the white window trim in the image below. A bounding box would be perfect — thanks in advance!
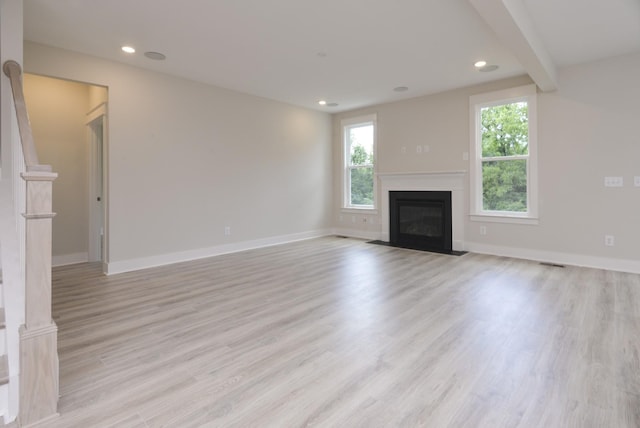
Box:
[342,113,377,211]
[469,84,538,225]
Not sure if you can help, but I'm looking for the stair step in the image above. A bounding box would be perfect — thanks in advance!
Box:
[0,307,5,358]
[0,355,7,386]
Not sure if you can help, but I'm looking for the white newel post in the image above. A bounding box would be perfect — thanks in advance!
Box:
[19,170,59,427]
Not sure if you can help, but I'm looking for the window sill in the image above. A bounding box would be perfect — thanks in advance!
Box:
[470,214,539,225]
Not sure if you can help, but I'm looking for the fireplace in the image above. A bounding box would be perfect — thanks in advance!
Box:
[379,171,465,252]
[389,191,452,253]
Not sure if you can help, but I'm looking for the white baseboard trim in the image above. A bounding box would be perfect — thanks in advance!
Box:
[103,233,640,276]
[0,383,7,426]
[465,241,640,274]
[52,252,88,267]
[106,229,333,275]
[332,228,381,241]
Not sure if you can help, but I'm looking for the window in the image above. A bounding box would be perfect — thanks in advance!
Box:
[469,84,538,223]
[343,114,377,209]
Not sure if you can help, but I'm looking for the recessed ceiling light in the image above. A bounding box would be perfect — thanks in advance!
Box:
[327,103,339,107]
[318,100,327,106]
[393,86,409,92]
[478,65,499,72]
[144,51,166,61]
[474,60,487,68]
[121,46,136,54]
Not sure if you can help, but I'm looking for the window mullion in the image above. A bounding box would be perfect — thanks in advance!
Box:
[481,155,529,162]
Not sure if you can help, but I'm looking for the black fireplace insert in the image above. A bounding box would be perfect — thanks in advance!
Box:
[389,191,452,253]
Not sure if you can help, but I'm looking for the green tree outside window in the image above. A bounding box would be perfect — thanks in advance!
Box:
[480,102,529,212]
[347,124,374,207]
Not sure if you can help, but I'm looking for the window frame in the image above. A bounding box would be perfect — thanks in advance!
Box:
[469,84,538,224]
[342,114,377,211]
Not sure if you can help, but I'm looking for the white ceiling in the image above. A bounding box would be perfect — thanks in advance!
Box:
[23,0,640,113]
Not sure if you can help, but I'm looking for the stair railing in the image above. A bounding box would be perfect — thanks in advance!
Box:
[3,60,59,426]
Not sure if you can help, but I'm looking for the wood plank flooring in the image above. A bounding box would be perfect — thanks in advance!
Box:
[48,237,640,427]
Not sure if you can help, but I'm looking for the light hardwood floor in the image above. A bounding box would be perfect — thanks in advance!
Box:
[48,237,640,427]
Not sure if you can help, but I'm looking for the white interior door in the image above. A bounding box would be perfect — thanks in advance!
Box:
[87,104,107,263]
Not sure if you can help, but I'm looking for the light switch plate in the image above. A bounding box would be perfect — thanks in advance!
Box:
[635,176,640,187]
[604,176,623,187]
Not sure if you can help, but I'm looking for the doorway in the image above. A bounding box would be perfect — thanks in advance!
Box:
[87,103,107,265]
[23,74,109,270]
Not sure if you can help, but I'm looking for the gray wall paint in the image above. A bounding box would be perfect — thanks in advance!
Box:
[333,53,640,264]
[24,76,107,263]
[24,42,333,265]
[24,40,639,269]
[24,73,91,259]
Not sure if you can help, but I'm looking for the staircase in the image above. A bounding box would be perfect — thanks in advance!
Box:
[0,59,59,427]
[0,251,14,428]
[0,184,22,428]
[0,268,7,414]
[0,265,17,428]
[0,135,19,426]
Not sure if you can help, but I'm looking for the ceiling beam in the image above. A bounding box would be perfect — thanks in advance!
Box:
[469,0,558,92]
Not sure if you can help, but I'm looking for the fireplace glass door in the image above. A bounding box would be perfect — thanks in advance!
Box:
[390,191,452,253]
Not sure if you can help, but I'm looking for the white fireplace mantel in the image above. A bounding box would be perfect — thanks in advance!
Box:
[378,171,466,251]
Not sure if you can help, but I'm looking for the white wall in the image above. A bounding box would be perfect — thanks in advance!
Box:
[24,74,90,262]
[88,84,107,111]
[22,43,638,273]
[333,54,640,272]
[24,42,333,273]
[332,75,533,239]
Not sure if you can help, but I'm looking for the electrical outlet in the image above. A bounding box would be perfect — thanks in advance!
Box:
[605,235,614,247]
[401,146,407,154]
[634,176,640,187]
[224,226,231,236]
[480,225,487,236]
[416,145,422,154]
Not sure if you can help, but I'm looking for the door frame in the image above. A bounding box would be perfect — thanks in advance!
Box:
[86,102,109,270]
